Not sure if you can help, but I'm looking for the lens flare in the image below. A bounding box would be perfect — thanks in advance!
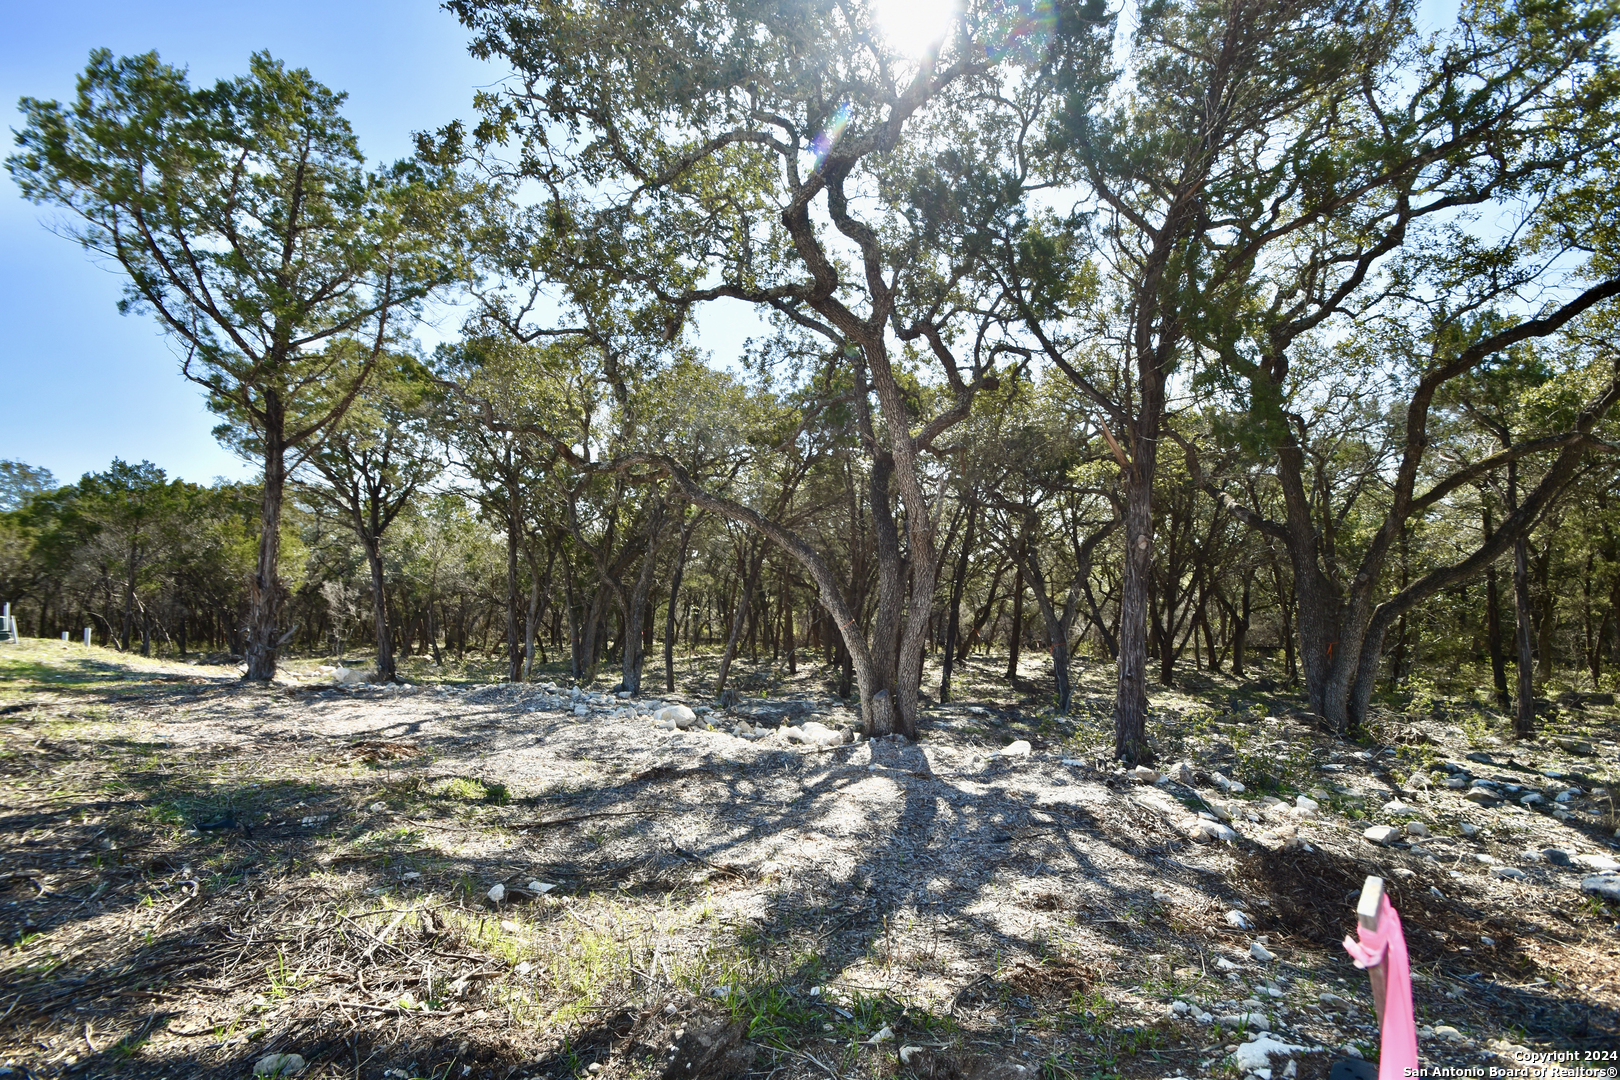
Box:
[809,100,854,172]
[983,0,1062,63]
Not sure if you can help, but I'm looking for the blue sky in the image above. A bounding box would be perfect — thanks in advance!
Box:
[0,1,501,486]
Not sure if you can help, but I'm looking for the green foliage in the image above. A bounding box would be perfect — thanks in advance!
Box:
[8,51,467,444]
[432,776,510,805]
[0,461,55,513]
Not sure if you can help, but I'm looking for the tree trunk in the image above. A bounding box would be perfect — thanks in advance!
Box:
[505,478,523,683]
[1482,507,1511,708]
[665,511,699,692]
[244,422,288,681]
[1534,542,1555,682]
[121,542,138,652]
[837,633,853,698]
[580,584,608,680]
[563,565,583,681]
[1388,528,1412,689]
[715,541,764,695]
[1019,543,1075,715]
[1513,534,1536,737]
[1153,570,1183,687]
[619,501,668,694]
[963,561,1007,662]
[428,594,443,665]
[1230,578,1250,677]
[1581,551,1602,688]
[941,504,976,703]
[783,578,796,676]
[364,534,396,682]
[523,544,553,681]
[649,447,918,739]
[1005,561,1025,680]
[1115,452,1155,764]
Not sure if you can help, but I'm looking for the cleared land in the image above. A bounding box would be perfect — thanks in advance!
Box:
[1,640,1617,1080]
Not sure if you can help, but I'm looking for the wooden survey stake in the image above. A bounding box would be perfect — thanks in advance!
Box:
[1357,875,1385,930]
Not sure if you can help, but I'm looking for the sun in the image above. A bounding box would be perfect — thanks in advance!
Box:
[871,0,964,56]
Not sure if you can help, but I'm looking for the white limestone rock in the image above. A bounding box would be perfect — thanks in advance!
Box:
[1574,853,1620,872]
[1232,1037,1308,1074]
[1182,817,1240,842]
[1581,874,1620,902]
[783,721,847,748]
[654,704,699,729]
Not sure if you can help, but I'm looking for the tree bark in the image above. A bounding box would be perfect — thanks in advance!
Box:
[1017,538,1077,715]
[1005,560,1025,681]
[580,583,608,681]
[1482,506,1511,708]
[1229,578,1251,677]
[1115,454,1156,763]
[244,418,288,681]
[783,575,797,676]
[363,534,396,682]
[523,542,554,681]
[1513,534,1536,737]
[618,499,667,693]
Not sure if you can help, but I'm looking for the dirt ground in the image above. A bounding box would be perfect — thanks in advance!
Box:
[1,639,1617,1080]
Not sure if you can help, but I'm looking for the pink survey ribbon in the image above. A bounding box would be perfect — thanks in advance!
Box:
[1342,893,1419,1080]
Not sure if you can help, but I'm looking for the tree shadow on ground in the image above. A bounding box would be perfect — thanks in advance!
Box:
[4,650,1614,1077]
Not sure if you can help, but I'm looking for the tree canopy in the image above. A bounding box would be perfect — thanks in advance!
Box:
[8,0,1620,757]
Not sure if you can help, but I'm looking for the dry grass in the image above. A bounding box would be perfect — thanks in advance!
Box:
[0,639,1616,1079]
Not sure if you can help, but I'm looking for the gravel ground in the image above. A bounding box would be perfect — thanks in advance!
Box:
[2,642,1617,1080]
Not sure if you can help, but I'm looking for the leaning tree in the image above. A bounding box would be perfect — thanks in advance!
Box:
[442,0,1117,736]
[1168,0,1620,732]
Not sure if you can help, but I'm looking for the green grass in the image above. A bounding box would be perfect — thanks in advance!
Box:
[432,776,510,805]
